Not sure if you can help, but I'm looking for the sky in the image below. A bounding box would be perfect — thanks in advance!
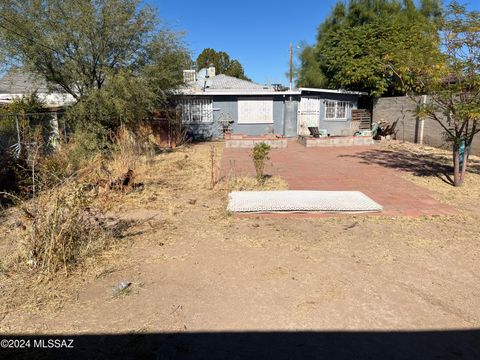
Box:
[148,0,480,86]
[147,0,340,86]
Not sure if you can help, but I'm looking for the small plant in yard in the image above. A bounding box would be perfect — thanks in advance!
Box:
[251,142,271,181]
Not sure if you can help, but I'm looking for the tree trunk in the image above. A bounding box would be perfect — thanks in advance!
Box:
[460,142,472,185]
[453,143,462,187]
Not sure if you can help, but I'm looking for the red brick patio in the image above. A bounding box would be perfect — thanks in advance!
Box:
[220,141,454,217]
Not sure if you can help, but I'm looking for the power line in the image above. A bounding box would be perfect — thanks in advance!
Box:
[0,13,64,55]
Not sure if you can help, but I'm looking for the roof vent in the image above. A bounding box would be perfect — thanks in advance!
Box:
[183,69,196,83]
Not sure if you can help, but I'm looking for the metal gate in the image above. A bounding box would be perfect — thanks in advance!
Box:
[297,96,320,135]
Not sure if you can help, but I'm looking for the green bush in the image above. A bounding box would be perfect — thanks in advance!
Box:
[251,142,271,181]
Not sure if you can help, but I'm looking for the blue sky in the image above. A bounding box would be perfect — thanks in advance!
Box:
[148,0,480,86]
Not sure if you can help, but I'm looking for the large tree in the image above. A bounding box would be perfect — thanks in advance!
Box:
[196,48,250,80]
[298,0,443,96]
[395,2,480,187]
[0,0,190,101]
[0,0,191,132]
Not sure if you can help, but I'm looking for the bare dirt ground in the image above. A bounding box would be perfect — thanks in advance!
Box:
[0,141,479,358]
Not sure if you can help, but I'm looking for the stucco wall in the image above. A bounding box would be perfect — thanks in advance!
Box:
[185,92,362,139]
[373,96,480,155]
[317,93,359,136]
[303,92,358,135]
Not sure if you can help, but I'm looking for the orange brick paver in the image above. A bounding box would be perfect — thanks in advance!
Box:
[220,141,454,217]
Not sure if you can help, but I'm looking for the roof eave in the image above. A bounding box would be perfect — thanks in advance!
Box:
[299,87,368,96]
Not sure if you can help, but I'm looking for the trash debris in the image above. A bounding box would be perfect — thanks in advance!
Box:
[113,281,132,297]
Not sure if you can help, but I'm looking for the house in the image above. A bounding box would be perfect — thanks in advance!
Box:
[177,66,368,140]
[0,68,75,109]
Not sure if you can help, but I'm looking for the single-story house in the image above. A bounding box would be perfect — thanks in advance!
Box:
[177,66,368,139]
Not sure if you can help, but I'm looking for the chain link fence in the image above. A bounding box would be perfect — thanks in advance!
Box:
[0,112,68,157]
[0,112,68,195]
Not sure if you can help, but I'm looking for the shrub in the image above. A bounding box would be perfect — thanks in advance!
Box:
[251,142,271,181]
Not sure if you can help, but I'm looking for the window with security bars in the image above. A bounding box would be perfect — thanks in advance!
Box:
[324,100,352,120]
[179,98,213,123]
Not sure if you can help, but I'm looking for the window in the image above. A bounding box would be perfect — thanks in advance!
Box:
[238,98,273,124]
[179,97,213,123]
[324,100,352,120]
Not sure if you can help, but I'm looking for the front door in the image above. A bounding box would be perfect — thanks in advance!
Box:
[297,96,320,136]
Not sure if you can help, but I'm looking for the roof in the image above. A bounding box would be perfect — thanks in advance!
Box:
[0,69,75,107]
[299,87,368,96]
[178,69,367,96]
[179,69,275,95]
[0,69,52,94]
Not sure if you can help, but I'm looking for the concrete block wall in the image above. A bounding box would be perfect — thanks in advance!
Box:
[373,96,480,155]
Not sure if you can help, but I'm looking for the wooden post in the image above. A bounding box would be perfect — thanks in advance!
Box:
[289,43,293,91]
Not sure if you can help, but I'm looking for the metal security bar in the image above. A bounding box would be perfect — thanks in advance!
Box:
[178,97,213,123]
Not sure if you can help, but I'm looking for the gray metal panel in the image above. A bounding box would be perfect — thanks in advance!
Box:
[283,100,298,137]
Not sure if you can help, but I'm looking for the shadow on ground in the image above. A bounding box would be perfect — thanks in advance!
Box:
[339,148,480,186]
[2,330,480,359]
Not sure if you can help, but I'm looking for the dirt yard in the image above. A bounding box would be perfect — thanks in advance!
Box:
[1,141,480,358]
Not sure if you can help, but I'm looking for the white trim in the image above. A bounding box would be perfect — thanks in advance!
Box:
[324,100,352,121]
[300,87,368,96]
[177,90,300,96]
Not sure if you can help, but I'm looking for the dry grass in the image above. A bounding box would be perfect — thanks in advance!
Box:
[381,141,480,212]
[0,139,290,316]
[219,176,289,192]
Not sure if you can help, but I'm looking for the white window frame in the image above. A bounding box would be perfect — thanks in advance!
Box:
[179,97,213,123]
[237,98,274,124]
[324,100,352,121]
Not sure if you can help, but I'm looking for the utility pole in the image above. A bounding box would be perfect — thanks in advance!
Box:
[289,43,293,91]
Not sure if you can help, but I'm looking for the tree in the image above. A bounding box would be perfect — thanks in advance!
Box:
[298,0,443,96]
[297,46,327,88]
[395,2,480,187]
[0,0,190,102]
[196,48,250,80]
[0,0,191,136]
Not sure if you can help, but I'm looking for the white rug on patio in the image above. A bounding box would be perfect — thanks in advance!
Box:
[227,191,383,213]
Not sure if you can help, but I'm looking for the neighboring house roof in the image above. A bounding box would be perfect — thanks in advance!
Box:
[0,69,51,94]
[0,69,75,108]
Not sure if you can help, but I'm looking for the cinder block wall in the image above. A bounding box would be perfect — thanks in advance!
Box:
[373,96,480,155]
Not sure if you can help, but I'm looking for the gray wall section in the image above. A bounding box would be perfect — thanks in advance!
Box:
[185,92,361,139]
[373,96,480,155]
[283,100,298,137]
[316,93,358,136]
[213,95,286,136]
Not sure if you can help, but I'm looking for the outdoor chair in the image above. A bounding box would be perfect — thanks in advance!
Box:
[308,127,327,138]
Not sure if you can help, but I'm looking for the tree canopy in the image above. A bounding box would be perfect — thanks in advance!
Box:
[0,0,191,131]
[298,0,443,96]
[395,2,480,186]
[196,48,250,80]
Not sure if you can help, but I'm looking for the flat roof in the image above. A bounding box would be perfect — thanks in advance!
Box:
[177,88,367,96]
[299,87,368,96]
